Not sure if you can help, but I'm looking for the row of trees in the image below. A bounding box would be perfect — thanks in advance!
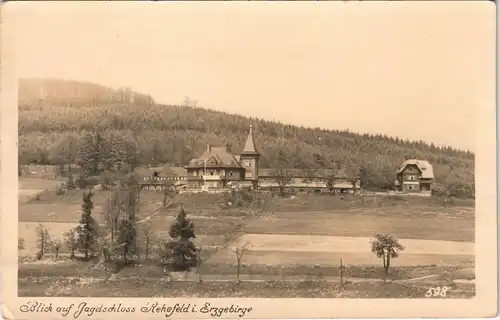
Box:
[28,212,405,283]
[29,184,198,272]
[28,191,99,261]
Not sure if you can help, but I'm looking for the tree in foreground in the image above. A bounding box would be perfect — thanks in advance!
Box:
[231,243,250,283]
[76,191,99,259]
[160,207,197,271]
[35,224,51,260]
[52,240,62,260]
[117,218,137,264]
[139,221,155,263]
[370,233,404,281]
[63,228,78,260]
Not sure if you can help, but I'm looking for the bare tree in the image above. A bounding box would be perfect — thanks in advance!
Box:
[271,168,291,198]
[104,190,122,244]
[35,224,51,260]
[63,228,78,260]
[52,240,62,260]
[139,221,155,263]
[349,172,359,196]
[163,180,174,208]
[195,241,216,283]
[196,246,203,283]
[230,243,251,283]
[326,175,335,194]
[97,233,113,278]
[300,169,314,184]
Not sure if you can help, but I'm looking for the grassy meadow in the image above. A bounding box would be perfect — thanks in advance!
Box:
[17,176,475,298]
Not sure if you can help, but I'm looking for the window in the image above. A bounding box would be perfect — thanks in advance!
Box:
[408,185,413,190]
[229,172,233,176]
[409,176,415,181]
[421,167,426,171]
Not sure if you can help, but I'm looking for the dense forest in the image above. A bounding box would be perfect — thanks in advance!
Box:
[18,79,475,197]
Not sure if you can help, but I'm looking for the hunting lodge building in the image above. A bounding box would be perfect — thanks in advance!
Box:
[139,125,434,194]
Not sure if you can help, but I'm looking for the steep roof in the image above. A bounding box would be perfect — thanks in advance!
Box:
[240,125,260,156]
[258,168,336,178]
[334,167,349,179]
[134,165,187,177]
[397,159,434,179]
[187,145,243,169]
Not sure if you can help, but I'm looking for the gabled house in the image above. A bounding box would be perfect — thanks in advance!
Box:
[395,159,434,194]
[184,125,260,190]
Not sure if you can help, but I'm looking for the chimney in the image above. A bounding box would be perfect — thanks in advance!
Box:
[207,144,211,153]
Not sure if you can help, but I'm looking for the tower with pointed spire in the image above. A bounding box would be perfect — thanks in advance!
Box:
[239,124,260,187]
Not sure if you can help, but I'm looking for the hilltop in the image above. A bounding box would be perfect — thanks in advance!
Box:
[18,78,474,196]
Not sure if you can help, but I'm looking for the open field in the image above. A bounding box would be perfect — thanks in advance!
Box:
[242,209,474,242]
[18,181,475,297]
[19,177,65,190]
[19,177,66,203]
[209,248,474,267]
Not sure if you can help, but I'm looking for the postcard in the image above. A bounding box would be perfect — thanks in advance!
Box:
[1,1,497,319]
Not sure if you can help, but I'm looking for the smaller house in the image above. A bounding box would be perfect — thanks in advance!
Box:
[395,159,434,194]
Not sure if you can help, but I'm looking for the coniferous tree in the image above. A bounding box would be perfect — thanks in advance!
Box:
[77,132,106,176]
[76,191,99,259]
[160,207,197,271]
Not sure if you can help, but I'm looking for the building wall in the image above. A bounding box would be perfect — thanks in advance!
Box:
[225,168,244,180]
[401,164,421,183]
[240,155,259,180]
[402,182,420,193]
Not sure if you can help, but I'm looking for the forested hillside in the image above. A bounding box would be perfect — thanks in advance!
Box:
[18,79,475,197]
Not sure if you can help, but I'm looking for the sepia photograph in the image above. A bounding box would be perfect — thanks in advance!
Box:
[1,1,497,319]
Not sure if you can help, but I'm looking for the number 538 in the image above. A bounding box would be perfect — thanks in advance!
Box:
[425,286,450,297]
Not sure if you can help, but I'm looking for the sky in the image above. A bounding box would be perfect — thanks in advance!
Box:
[2,1,496,152]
